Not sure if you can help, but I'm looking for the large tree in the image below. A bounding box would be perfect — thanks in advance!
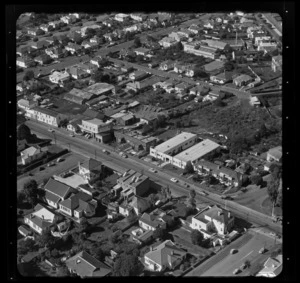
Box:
[36,228,58,249]
[153,227,167,240]
[184,161,194,174]
[133,36,141,48]
[112,254,142,276]
[18,238,37,256]
[191,230,204,246]
[23,179,38,208]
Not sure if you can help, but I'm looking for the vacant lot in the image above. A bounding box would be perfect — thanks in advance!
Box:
[17,152,86,191]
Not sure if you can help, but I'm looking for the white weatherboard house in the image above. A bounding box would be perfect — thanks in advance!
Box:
[150,132,198,162]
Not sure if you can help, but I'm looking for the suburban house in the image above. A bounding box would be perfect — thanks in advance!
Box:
[189,85,210,96]
[40,24,52,33]
[16,57,35,68]
[48,20,62,29]
[60,15,77,24]
[134,47,151,57]
[65,42,83,54]
[129,70,150,81]
[202,90,220,101]
[44,178,73,209]
[168,32,188,42]
[233,74,253,87]
[45,47,64,59]
[78,158,103,181]
[58,192,98,221]
[34,54,51,65]
[24,204,58,235]
[158,37,178,48]
[49,71,70,85]
[64,88,96,105]
[139,209,168,231]
[66,66,88,80]
[266,146,282,163]
[17,98,38,111]
[194,159,243,187]
[159,60,175,71]
[27,27,44,36]
[30,106,67,127]
[256,255,283,278]
[67,116,84,133]
[130,13,147,22]
[210,71,233,84]
[30,40,51,50]
[132,228,154,245]
[117,170,151,198]
[20,145,47,165]
[143,240,186,272]
[191,205,235,245]
[130,195,151,216]
[66,251,111,277]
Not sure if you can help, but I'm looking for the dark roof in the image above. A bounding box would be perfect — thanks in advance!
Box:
[83,108,105,120]
[32,106,59,117]
[60,192,92,210]
[80,158,102,171]
[45,191,61,204]
[44,178,72,199]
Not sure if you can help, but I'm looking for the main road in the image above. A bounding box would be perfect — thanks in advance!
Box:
[26,119,282,235]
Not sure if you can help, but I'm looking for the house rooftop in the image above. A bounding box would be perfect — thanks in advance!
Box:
[44,178,72,199]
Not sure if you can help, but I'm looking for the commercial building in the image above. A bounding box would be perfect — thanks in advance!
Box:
[115,130,157,152]
[150,132,198,162]
[183,42,218,59]
[29,106,67,127]
[117,170,151,198]
[84,83,115,96]
[80,118,113,138]
[64,88,96,105]
[172,139,220,169]
[49,71,70,85]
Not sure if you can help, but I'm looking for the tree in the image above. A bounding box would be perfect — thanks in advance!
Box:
[189,189,196,199]
[214,98,226,107]
[250,175,263,186]
[224,61,235,71]
[36,228,57,249]
[184,161,194,174]
[57,265,71,277]
[141,124,152,135]
[187,197,196,209]
[269,163,282,180]
[17,124,31,140]
[23,70,35,81]
[18,238,37,255]
[191,230,203,246]
[267,178,279,205]
[23,179,38,208]
[33,37,38,42]
[153,227,167,240]
[133,36,141,48]
[112,254,142,276]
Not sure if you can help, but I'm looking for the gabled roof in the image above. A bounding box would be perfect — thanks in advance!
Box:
[44,178,72,199]
[80,158,102,171]
[82,108,105,120]
[145,240,186,267]
[60,192,92,210]
[66,251,111,277]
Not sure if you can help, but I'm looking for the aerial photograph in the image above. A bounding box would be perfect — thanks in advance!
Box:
[16,11,283,277]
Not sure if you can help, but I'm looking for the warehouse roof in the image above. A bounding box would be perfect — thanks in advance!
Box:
[154,132,197,153]
[173,139,220,163]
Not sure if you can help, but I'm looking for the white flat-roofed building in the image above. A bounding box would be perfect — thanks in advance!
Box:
[172,139,220,169]
[150,132,197,162]
[80,118,113,137]
[115,13,130,22]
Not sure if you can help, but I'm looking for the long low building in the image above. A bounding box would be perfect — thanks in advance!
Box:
[172,139,220,169]
[150,132,198,162]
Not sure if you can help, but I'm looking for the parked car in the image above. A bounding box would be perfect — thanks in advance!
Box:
[259,247,266,254]
[230,249,238,254]
[48,128,55,132]
[149,168,157,173]
[170,178,178,183]
[233,268,240,275]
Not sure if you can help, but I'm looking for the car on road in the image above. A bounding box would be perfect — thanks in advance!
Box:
[48,128,55,132]
[69,133,75,137]
[198,191,208,196]
[149,168,157,173]
[170,178,178,183]
[102,149,110,154]
[259,247,267,254]
[240,263,247,270]
[269,232,276,237]
[221,195,233,200]
[183,183,190,188]
[230,249,238,254]
[57,158,63,163]
[122,154,128,158]
[233,268,240,275]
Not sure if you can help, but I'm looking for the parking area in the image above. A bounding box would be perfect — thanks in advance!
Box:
[199,229,278,277]
[17,152,86,192]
